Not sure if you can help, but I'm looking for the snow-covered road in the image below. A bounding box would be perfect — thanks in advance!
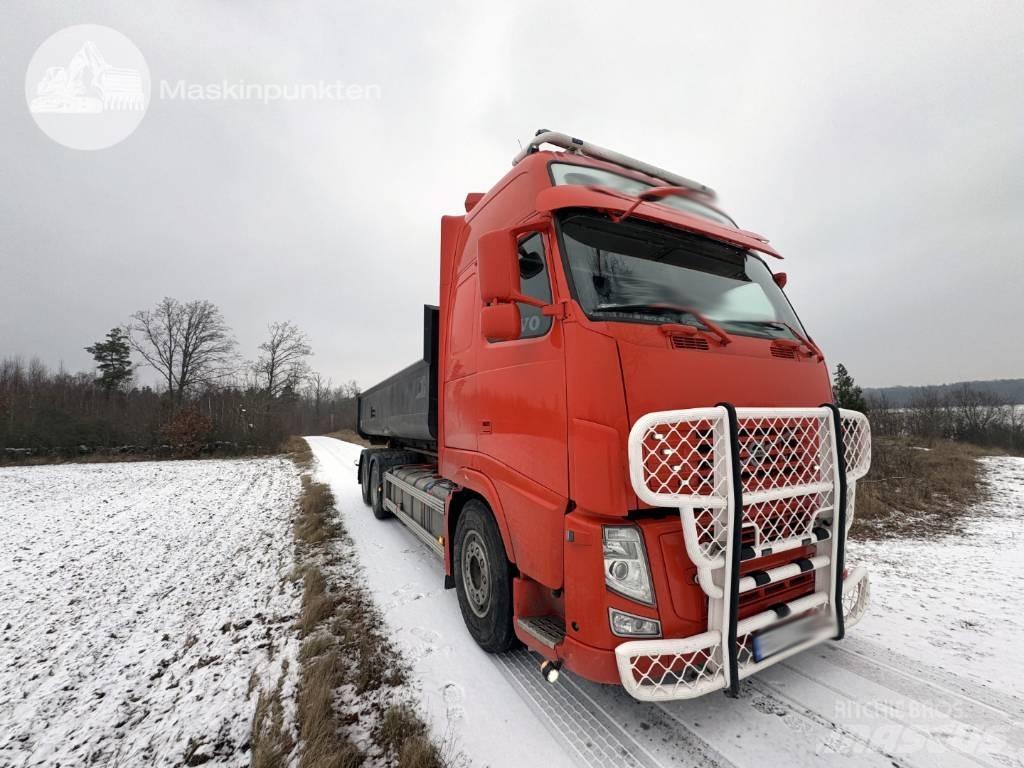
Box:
[308,437,1024,768]
[0,458,302,767]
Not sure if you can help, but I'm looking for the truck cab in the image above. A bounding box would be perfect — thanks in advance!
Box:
[357,131,871,700]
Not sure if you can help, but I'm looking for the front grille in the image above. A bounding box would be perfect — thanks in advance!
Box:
[738,570,816,615]
[736,416,831,495]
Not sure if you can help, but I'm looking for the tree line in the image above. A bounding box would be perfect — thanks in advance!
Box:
[1,297,359,460]
[833,363,1023,453]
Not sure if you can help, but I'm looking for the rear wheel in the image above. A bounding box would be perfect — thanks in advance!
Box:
[369,460,390,519]
[453,500,515,652]
[360,456,373,505]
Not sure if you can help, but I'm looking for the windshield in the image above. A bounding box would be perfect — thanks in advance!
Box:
[557,212,806,340]
[550,162,736,228]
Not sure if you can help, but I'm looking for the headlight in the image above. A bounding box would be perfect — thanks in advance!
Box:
[603,526,654,605]
[609,608,661,637]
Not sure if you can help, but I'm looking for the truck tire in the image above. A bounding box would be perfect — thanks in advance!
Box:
[369,459,390,520]
[360,456,373,505]
[453,500,515,653]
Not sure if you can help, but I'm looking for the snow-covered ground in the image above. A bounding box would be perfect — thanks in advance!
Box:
[308,437,1024,768]
[0,458,302,767]
[849,456,1024,696]
[1,444,1019,768]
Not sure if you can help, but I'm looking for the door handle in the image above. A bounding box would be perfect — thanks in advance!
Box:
[480,420,493,434]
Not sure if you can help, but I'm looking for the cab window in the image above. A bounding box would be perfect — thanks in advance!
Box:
[516,233,552,339]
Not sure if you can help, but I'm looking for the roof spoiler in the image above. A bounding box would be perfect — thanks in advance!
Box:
[512,129,715,199]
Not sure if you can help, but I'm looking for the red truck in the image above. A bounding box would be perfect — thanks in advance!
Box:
[356,130,872,700]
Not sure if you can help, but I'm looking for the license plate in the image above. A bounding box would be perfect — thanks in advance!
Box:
[752,613,833,662]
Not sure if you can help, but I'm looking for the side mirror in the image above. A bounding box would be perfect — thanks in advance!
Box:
[478,230,519,303]
[773,272,788,289]
[482,303,521,342]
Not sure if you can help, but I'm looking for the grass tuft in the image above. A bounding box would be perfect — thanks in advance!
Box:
[297,569,337,638]
[296,650,362,768]
[298,633,334,663]
[378,705,446,768]
[286,436,314,469]
[250,675,295,768]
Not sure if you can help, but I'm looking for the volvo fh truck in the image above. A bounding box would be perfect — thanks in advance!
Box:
[354,130,871,700]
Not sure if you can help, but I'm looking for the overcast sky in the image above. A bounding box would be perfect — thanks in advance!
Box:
[1,1,1021,389]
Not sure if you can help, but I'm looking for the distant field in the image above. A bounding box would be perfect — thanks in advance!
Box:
[0,458,301,767]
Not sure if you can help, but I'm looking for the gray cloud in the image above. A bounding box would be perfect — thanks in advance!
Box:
[1,1,1021,388]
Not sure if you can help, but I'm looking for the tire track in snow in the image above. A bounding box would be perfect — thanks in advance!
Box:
[494,648,713,768]
[742,677,914,767]
[826,637,1024,723]
[772,656,1020,768]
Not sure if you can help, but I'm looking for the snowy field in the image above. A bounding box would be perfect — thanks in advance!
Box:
[309,437,1024,768]
[0,458,301,767]
[1,445,1021,768]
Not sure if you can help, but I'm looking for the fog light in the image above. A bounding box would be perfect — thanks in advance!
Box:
[609,608,661,638]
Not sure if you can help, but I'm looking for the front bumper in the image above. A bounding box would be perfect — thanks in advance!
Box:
[614,565,870,701]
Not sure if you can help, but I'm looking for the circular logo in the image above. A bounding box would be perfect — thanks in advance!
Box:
[25,25,150,150]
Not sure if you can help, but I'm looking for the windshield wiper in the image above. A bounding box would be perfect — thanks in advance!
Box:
[735,320,823,360]
[592,303,733,346]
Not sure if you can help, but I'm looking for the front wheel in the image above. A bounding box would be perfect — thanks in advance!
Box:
[453,500,515,653]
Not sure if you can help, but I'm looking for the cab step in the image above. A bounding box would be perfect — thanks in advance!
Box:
[516,616,566,649]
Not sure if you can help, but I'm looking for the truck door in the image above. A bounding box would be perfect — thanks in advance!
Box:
[476,231,568,588]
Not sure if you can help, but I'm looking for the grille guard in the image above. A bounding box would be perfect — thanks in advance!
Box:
[614,566,870,701]
[618,405,871,701]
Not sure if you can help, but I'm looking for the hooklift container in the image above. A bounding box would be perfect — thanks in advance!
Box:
[358,306,439,447]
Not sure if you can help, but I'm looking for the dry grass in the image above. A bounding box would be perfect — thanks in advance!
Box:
[250,672,295,768]
[295,477,337,546]
[399,736,449,768]
[286,436,314,469]
[323,429,370,447]
[298,633,334,663]
[296,651,362,768]
[377,704,447,768]
[852,437,995,539]
[297,568,337,638]
[281,453,449,768]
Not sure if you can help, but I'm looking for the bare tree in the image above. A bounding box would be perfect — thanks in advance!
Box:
[949,385,1001,442]
[252,321,313,397]
[337,379,361,399]
[304,371,331,428]
[129,297,237,402]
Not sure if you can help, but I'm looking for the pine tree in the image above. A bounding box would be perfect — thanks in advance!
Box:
[85,328,133,392]
[832,363,868,412]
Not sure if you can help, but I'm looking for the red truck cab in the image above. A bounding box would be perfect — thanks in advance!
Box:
[357,131,871,699]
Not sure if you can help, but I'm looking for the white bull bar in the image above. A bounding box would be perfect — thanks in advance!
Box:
[616,405,871,701]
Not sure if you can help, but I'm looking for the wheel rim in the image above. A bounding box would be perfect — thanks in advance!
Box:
[461,531,491,618]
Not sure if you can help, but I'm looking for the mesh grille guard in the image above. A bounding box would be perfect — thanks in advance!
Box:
[616,405,872,701]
